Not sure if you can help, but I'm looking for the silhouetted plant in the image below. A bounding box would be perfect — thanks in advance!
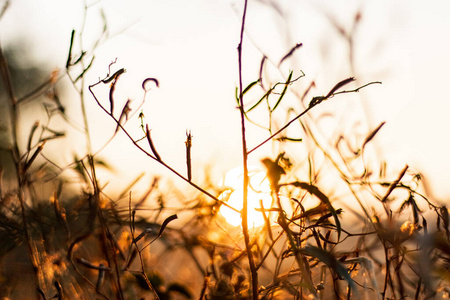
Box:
[0,1,449,300]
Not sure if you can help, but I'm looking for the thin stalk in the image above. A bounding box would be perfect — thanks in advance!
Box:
[0,43,41,298]
[248,80,380,155]
[88,83,239,213]
[248,105,313,154]
[78,1,93,154]
[79,75,92,153]
[236,0,258,299]
[275,192,316,296]
[0,43,20,163]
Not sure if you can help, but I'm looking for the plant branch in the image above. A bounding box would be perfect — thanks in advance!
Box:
[87,81,239,214]
[247,80,381,154]
[236,0,259,299]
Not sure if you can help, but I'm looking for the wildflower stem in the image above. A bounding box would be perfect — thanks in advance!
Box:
[237,0,259,298]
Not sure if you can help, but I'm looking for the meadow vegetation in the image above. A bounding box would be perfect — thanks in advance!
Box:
[0,1,449,299]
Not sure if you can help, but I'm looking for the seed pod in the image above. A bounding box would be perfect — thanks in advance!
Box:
[23,141,46,173]
[142,77,159,91]
[101,68,125,84]
[96,264,105,291]
[278,43,302,67]
[362,122,386,149]
[115,99,131,133]
[146,124,161,161]
[325,77,355,98]
[104,68,125,114]
[133,228,152,243]
[185,130,192,181]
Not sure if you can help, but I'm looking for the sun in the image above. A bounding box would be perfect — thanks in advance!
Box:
[218,166,273,227]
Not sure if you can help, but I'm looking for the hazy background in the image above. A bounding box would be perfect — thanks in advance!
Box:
[1,0,450,201]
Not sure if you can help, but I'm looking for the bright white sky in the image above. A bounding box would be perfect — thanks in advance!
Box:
[1,0,450,201]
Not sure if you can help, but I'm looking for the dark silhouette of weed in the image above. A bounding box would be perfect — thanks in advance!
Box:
[0,1,449,300]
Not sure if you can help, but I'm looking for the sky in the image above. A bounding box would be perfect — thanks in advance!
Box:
[1,0,450,202]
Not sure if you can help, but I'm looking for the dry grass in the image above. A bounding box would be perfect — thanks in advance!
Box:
[0,1,449,299]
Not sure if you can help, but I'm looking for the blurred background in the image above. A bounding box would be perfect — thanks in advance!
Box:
[1,0,449,198]
[2,0,450,298]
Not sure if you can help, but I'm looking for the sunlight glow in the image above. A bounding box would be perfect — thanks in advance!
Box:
[218,166,273,227]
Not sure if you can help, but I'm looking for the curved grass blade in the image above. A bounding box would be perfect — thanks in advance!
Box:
[242,79,260,95]
[142,77,159,91]
[302,245,359,297]
[141,214,178,251]
[278,43,303,67]
[245,89,271,113]
[152,214,178,243]
[66,30,75,68]
[146,124,162,162]
[271,71,293,112]
[288,181,341,240]
[362,121,385,150]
